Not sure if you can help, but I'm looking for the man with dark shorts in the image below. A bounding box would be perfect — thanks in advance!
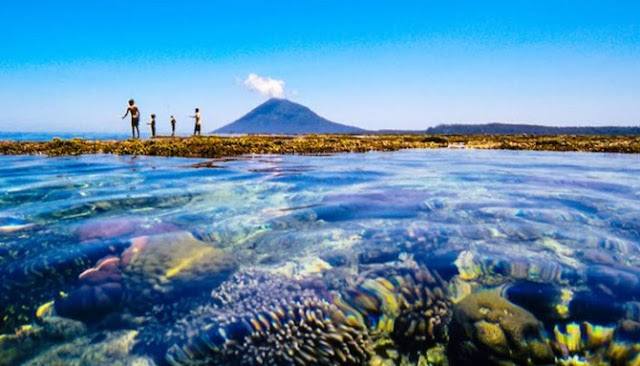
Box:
[148,114,156,137]
[190,108,201,136]
[170,115,176,136]
[122,99,140,138]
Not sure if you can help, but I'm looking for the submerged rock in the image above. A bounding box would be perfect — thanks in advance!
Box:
[586,265,640,301]
[315,190,433,222]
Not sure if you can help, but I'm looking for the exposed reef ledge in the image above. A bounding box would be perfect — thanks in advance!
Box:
[1,134,639,157]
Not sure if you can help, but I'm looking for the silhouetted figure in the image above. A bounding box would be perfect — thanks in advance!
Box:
[190,108,201,136]
[170,115,176,136]
[122,99,140,138]
[148,114,156,137]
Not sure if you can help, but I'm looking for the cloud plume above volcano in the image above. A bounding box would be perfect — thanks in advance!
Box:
[244,73,285,98]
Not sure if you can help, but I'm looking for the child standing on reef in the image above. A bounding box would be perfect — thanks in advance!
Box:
[148,114,156,137]
[190,108,201,136]
[170,115,176,137]
[122,99,140,139]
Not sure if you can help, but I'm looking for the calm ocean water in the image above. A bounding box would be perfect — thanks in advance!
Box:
[0,132,133,141]
[1,149,639,365]
[0,132,238,141]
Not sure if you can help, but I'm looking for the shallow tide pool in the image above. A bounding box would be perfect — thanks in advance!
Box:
[1,149,639,365]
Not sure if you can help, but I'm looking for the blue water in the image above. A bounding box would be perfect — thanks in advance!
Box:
[0,131,240,141]
[1,149,639,365]
[0,132,134,141]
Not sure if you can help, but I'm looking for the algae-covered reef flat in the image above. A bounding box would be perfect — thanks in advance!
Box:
[0,134,639,157]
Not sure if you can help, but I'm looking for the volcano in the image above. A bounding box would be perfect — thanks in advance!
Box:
[214,98,367,134]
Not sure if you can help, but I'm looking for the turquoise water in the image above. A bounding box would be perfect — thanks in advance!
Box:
[1,149,639,365]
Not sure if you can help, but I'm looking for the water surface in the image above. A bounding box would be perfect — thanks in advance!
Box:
[1,149,639,365]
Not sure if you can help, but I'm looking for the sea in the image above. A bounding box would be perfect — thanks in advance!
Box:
[0,132,133,142]
[0,132,242,141]
[0,148,639,365]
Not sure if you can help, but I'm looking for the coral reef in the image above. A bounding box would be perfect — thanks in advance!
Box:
[0,231,122,333]
[165,271,371,366]
[1,134,638,158]
[549,320,640,366]
[121,232,236,306]
[336,263,452,365]
[447,289,554,366]
[54,231,236,322]
[22,329,156,366]
[0,218,183,333]
[551,322,614,359]
[0,316,86,366]
[454,250,581,286]
[9,255,640,366]
[391,269,451,350]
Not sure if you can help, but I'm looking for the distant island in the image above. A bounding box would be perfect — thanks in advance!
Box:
[371,124,640,136]
[214,98,638,136]
[425,123,640,136]
[215,98,367,134]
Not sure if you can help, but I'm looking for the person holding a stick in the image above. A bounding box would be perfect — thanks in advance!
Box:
[190,108,201,136]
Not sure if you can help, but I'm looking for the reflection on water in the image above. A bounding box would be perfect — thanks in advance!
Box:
[0,150,639,365]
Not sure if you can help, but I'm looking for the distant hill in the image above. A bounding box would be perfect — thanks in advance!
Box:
[375,129,427,135]
[426,123,640,135]
[215,98,367,134]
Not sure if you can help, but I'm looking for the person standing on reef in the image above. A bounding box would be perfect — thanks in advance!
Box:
[190,108,201,136]
[170,115,176,137]
[122,99,140,139]
[147,114,156,137]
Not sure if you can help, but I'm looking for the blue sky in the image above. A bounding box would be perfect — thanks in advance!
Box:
[1,1,639,133]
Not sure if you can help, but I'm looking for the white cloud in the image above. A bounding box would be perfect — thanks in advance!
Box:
[243,73,285,98]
